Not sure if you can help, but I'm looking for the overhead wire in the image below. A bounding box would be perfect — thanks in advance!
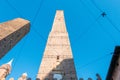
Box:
[70,0,102,45]
[106,16,120,33]
[78,0,117,44]
[6,0,25,18]
[96,19,117,44]
[90,0,120,37]
[79,0,96,18]
[6,0,46,42]
[6,0,47,45]
[78,53,112,69]
[75,0,117,69]
[30,0,47,42]
[31,0,45,24]
[73,15,101,42]
[10,34,30,74]
[79,0,117,48]
[90,0,120,44]
[90,0,103,12]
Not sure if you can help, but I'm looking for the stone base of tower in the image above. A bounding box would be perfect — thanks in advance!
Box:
[37,58,77,80]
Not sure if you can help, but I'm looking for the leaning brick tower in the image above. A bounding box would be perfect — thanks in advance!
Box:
[0,18,30,58]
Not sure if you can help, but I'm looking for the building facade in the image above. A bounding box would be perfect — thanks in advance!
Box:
[0,18,30,58]
[37,10,78,80]
[106,46,120,80]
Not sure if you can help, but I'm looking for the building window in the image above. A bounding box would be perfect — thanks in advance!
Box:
[57,56,59,60]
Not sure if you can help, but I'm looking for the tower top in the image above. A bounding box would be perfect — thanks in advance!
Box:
[6,59,13,66]
[51,10,67,32]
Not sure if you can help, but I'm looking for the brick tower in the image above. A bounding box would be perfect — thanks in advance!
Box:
[0,18,30,58]
[37,10,78,80]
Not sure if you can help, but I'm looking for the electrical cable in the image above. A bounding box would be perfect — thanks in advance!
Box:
[77,0,117,70]
[90,0,103,12]
[106,16,120,33]
[31,0,45,24]
[78,0,117,45]
[90,0,120,35]
[6,0,24,18]
[78,53,112,69]
[73,15,101,42]
[10,34,30,74]
[96,19,117,44]
[6,0,46,42]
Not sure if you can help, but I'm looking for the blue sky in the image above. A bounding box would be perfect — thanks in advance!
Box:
[0,0,120,79]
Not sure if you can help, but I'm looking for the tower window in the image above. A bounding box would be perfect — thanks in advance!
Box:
[57,56,59,60]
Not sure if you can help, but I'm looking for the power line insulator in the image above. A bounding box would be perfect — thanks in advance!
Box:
[101,12,107,17]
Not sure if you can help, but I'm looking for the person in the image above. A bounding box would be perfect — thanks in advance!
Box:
[96,73,102,80]
[9,78,14,80]
[18,72,28,80]
[27,78,32,80]
[88,78,92,80]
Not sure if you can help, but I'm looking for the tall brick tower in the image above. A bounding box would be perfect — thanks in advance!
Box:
[37,10,77,80]
[0,18,30,58]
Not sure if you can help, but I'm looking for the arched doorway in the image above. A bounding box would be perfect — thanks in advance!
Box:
[53,74,63,80]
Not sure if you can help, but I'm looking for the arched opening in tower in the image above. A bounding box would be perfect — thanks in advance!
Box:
[53,74,63,80]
